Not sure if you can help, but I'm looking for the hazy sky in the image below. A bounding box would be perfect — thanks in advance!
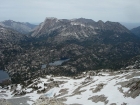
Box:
[0,0,140,23]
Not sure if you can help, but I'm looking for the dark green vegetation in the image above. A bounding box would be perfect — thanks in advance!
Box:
[0,18,140,84]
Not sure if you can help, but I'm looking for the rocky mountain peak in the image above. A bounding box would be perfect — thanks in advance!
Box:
[98,20,104,24]
[97,20,105,28]
[44,17,59,26]
[31,17,59,37]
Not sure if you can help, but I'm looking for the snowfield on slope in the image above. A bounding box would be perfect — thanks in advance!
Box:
[0,69,140,105]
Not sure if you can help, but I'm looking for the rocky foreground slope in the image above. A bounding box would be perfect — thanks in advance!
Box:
[0,69,140,105]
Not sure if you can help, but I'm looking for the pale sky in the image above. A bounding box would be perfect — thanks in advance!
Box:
[0,0,140,23]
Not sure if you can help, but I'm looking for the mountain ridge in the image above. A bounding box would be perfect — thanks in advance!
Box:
[131,26,140,37]
[0,20,37,34]
[31,18,131,43]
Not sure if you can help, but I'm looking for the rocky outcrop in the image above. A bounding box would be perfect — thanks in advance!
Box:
[88,95,108,104]
[116,78,140,98]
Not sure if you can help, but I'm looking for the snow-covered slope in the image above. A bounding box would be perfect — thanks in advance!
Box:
[0,69,140,105]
